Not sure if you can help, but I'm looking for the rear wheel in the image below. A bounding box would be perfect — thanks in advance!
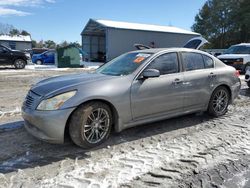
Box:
[208,86,230,117]
[69,102,112,148]
[14,59,26,69]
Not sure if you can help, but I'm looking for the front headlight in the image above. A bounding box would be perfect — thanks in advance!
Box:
[37,90,76,111]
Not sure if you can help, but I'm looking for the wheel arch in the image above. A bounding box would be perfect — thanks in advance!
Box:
[211,84,232,103]
[13,57,27,64]
[64,99,119,141]
[36,59,43,64]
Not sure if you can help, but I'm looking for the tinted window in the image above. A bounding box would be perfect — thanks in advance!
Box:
[0,47,4,53]
[203,55,214,68]
[182,52,204,71]
[146,53,179,75]
[0,46,7,53]
[184,39,202,49]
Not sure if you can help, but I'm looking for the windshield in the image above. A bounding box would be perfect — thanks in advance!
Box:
[1,45,11,51]
[96,52,152,76]
[224,45,250,54]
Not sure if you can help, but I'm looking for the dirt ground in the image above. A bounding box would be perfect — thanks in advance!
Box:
[0,67,250,188]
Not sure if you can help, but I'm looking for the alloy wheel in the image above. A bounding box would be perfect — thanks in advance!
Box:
[15,59,25,69]
[82,108,110,144]
[212,90,228,114]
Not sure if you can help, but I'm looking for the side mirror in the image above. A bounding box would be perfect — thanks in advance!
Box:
[142,69,160,79]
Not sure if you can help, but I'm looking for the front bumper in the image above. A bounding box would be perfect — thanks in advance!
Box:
[22,107,75,144]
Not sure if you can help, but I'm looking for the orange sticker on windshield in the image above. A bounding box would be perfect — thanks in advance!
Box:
[134,57,145,63]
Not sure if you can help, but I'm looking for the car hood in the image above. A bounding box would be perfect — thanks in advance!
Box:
[217,54,249,59]
[11,50,25,55]
[31,72,115,96]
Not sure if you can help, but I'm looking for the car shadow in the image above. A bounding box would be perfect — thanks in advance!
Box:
[0,112,212,174]
[0,66,16,70]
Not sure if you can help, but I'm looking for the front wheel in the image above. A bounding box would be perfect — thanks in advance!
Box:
[14,59,26,69]
[208,86,230,117]
[36,60,43,65]
[69,102,112,148]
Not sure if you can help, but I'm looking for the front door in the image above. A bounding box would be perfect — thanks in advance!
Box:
[131,52,185,120]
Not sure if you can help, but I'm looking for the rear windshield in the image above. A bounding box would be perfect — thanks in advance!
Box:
[96,52,152,76]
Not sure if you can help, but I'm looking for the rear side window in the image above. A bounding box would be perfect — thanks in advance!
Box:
[203,55,214,68]
[146,53,179,75]
[182,52,204,71]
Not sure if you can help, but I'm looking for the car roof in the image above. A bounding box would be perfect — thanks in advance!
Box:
[131,47,206,54]
[232,43,250,47]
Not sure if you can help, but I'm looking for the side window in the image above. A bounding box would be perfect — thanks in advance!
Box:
[203,55,214,68]
[146,53,179,75]
[182,52,204,71]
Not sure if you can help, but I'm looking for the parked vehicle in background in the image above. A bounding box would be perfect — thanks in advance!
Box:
[217,43,250,73]
[24,48,50,57]
[0,44,31,69]
[22,45,240,148]
[245,69,250,88]
[32,50,55,65]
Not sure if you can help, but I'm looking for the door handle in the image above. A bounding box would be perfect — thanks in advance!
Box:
[208,72,216,78]
[172,78,182,85]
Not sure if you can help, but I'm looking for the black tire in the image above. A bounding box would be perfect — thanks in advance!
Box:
[208,86,230,117]
[14,59,26,69]
[69,102,113,149]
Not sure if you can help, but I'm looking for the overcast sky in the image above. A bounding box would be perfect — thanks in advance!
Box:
[0,0,207,43]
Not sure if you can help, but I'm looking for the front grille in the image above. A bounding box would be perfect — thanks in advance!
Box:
[23,90,40,109]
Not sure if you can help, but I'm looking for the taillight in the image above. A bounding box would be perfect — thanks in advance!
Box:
[234,70,240,77]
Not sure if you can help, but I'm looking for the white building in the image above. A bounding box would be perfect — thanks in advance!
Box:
[81,19,200,62]
[0,35,32,50]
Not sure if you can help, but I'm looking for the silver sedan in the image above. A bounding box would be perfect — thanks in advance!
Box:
[22,48,241,148]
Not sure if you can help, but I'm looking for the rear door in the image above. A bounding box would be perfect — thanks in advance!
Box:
[131,52,185,120]
[181,52,215,110]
